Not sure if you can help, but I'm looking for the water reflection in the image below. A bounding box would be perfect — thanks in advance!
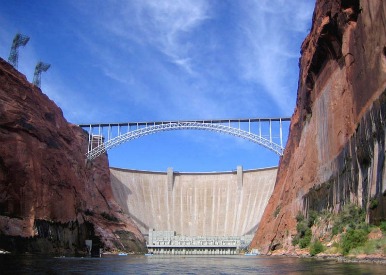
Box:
[0,254,384,274]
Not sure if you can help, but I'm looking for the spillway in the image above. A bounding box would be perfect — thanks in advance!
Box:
[110,166,277,238]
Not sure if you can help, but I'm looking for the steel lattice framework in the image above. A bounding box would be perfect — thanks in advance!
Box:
[79,118,291,160]
[33,61,51,88]
[8,33,30,69]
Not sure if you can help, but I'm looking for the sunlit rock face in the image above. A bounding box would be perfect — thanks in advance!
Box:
[0,58,145,254]
[251,0,386,254]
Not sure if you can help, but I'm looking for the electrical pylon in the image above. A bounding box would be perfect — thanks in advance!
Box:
[33,62,51,88]
[8,33,30,69]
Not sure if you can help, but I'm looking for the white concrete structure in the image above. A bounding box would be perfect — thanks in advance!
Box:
[110,166,277,242]
[147,229,254,255]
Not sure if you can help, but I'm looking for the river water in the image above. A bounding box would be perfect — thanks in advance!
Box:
[0,254,384,274]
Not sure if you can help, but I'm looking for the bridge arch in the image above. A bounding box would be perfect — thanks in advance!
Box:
[79,118,290,160]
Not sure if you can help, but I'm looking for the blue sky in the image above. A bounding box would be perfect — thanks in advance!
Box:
[0,0,315,172]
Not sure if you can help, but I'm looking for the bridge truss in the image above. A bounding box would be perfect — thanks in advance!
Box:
[78,118,291,160]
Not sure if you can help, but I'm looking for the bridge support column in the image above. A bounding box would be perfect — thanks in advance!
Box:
[167,167,174,191]
[237,166,243,190]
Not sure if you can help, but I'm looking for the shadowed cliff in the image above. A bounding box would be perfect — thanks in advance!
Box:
[0,58,146,254]
[251,0,386,253]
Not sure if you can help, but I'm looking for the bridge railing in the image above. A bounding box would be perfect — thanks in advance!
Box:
[79,118,291,160]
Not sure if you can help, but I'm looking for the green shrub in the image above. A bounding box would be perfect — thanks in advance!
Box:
[299,235,311,249]
[310,240,325,256]
[274,206,281,218]
[369,199,378,210]
[293,211,316,249]
[362,239,379,255]
[332,225,340,236]
[296,220,308,237]
[347,235,386,256]
[299,228,312,248]
[332,204,368,235]
[292,235,299,246]
[341,229,368,255]
[296,212,305,223]
[307,210,318,228]
[380,221,386,233]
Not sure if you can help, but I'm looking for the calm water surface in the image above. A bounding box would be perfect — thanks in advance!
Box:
[0,254,384,274]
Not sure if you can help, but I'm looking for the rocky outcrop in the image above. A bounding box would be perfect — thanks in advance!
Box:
[251,0,386,253]
[0,58,146,254]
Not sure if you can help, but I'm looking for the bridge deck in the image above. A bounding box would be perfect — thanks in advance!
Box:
[78,117,290,128]
[79,117,291,159]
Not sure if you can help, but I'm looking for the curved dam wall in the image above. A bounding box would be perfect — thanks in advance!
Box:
[110,166,277,237]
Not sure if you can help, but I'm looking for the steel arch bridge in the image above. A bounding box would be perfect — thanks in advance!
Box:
[78,118,291,160]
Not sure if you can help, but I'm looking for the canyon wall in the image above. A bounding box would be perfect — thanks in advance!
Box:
[110,167,277,237]
[251,0,386,253]
[0,58,146,254]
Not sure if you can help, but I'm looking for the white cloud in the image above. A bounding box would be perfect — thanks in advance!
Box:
[0,0,314,172]
[66,0,313,121]
[139,2,208,46]
[66,0,216,120]
[236,0,314,114]
[103,0,210,74]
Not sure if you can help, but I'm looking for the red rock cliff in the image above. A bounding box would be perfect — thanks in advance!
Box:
[0,58,146,254]
[251,0,386,253]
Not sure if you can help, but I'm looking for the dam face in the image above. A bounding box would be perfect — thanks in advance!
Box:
[110,167,277,238]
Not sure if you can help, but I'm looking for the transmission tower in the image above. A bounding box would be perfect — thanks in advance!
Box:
[8,33,30,69]
[33,62,51,88]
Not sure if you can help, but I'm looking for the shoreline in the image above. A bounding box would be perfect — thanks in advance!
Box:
[317,255,386,265]
[2,248,386,264]
[266,251,386,265]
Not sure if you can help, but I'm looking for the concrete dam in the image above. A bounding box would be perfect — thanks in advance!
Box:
[110,166,277,240]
